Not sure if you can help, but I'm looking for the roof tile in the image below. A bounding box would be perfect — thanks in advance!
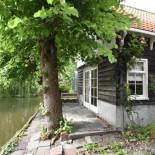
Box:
[124,6,155,33]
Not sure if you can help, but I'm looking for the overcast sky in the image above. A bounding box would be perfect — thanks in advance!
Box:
[122,0,155,13]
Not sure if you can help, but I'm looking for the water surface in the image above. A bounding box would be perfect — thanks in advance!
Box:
[0,97,39,148]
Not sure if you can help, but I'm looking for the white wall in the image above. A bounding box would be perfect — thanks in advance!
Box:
[78,95,155,128]
[124,105,155,126]
[98,100,117,126]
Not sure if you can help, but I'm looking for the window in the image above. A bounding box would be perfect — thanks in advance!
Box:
[84,71,90,103]
[91,69,98,107]
[127,59,148,100]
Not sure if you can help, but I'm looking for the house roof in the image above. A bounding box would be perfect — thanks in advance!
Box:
[124,5,155,34]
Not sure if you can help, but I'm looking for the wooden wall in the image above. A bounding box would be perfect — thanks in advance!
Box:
[98,59,117,104]
[77,66,84,95]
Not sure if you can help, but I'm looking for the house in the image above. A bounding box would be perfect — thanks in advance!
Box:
[77,6,155,129]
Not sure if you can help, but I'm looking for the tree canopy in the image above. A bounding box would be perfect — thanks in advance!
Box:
[0,0,132,128]
[0,0,131,73]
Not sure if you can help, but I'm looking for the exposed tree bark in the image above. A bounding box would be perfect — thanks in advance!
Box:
[40,36,62,132]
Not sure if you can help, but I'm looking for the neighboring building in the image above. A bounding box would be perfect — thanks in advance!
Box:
[77,6,155,128]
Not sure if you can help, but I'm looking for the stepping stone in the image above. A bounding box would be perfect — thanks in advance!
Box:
[36,146,50,155]
[63,144,77,155]
[10,150,24,155]
[85,136,93,143]
[73,138,86,148]
[38,140,50,147]
[50,145,63,155]
[30,133,40,141]
[27,140,39,152]
[90,135,102,144]
[16,136,29,150]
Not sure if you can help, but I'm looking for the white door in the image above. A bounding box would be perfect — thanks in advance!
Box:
[84,71,90,109]
[84,68,98,113]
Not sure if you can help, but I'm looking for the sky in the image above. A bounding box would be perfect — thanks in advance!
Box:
[123,0,155,13]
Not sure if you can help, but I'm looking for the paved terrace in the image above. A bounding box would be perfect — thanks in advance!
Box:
[11,103,114,155]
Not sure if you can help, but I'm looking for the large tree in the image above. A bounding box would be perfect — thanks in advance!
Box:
[0,0,131,131]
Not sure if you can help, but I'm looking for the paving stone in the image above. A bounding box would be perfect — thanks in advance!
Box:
[64,148,77,155]
[101,134,117,146]
[85,136,93,143]
[36,146,50,155]
[50,145,63,155]
[10,150,24,155]
[73,138,86,148]
[27,140,39,152]
[89,135,102,144]
[63,144,77,155]
[38,140,50,147]
[26,148,37,155]
[16,136,29,150]
[30,133,40,141]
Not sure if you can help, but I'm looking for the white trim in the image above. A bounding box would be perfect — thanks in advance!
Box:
[127,58,148,100]
[130,28,155,36]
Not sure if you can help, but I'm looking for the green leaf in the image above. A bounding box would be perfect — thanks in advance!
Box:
[8,17,21,29]
[66,6,78,17]
[60,0,66,5]
[47,0,54,5]
[34,7,47,19]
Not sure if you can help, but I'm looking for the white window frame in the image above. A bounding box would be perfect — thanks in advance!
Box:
[127,59,149,100]
[83,66,98,113]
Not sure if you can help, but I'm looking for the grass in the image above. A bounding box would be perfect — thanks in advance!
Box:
[123,124,155,142]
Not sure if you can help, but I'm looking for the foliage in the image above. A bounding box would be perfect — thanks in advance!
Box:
[40,126,50,140]
[110,142,127,155]
[123,124,155,142]
[0,0,131,93]
[54,118,73,135]
[83,142,127,155]
[84,143,98,154]
[0,44,41,97]
[59,60,76,93]
[100,149,108,155]
[115,33,145,64]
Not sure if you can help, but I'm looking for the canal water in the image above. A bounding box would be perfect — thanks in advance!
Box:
[0,97,40,148]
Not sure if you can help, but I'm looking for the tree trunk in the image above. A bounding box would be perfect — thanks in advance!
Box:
[40,37,62,132]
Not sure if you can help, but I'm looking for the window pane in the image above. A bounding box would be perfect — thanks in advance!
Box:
[128,73,135,81]
[94,98,97,106]
[135,73,143,81]
[85,72,89,102]
[136,62,144,71]
[136,81,143,95]
[130,61,144,72]
[129,82,135,95]
[91,79,97,87]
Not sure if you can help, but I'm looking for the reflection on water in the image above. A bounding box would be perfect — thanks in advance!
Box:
[0,97,39,148]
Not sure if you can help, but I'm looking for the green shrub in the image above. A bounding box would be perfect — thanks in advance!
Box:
[54,118,73,136]
[84,143,98,153]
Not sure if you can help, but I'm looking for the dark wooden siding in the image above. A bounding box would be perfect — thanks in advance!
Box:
[77,66,84,95]
[98,59,117,104]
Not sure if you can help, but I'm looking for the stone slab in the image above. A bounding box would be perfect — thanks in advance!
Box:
[50,145,63,155]
[10,150,24,155]
[38,140,50,147]
[63,144,77,155]
[36,146,50,155]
